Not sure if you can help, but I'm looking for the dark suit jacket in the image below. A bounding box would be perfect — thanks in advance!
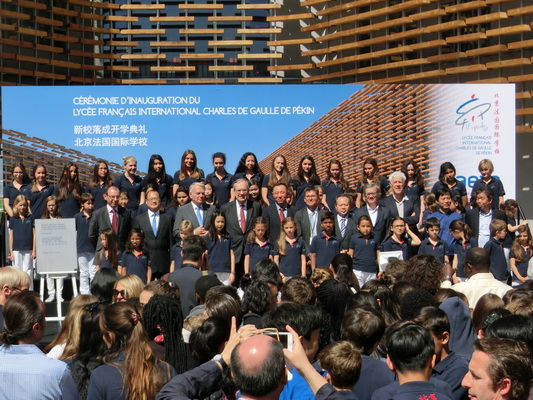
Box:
[133,211,174,274]
[89,205,131,252]
[333,213,356,250]
[352,205,391,246]
[173,202,215,238]
[295,207,327,254]
[263,203,297,241]
[221,200,262,262]
[465,208,507,239]
[167,263,202,319]
[380,194,420,235]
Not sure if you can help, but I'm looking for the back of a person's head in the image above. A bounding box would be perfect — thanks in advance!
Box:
[392,281,417,303]
[251,259,283,289]
[182,235,207,262]
[189,316,231,364]
[194,275,222,304]
[465,247,490,272]
[400,289,438,320]
[485,314,533,351]
[341,306,385,355]
[345,291,380,312]
[317,340,362,389]
[204,286,243,326]
[1,291,43,345]
[505,296,533,317]
[242,280,276,316]
[383,260,408,283]
[472,293,505,332]
[316,279,351,340]
[404,254,443,295]
[262,302,322,341]
[101,302,147,355]
[281,277,316,305]
[414,306,450,339]
[0,267,30,297]
[143,280,180,301]
[386,323,435,374]
[91,268,120,302]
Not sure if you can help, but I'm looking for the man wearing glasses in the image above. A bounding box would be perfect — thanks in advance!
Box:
[353,182,391,245]
[0,266,30,330]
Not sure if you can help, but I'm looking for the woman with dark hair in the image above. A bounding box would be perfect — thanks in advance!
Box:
[189,316,231,364]
[88,302,175,400]
[29,164,55,219]
[90,268,121,302]
[55,162,84,218]
[294,155,321,209]
[141,154,173,206]
[242,280,277,327]
[205,152,233,206]
[3,161,31,218]
[330,253,360,292]
[431,161,468,208]
[68,301,107,400]
[142,294,187,373]
[316,278,351,340]
[401,158,425,200]
[172,149,204,196]
[261,154,294,206]
[87,159,113,210]
[355,157,390,208]
[233,152,264,184]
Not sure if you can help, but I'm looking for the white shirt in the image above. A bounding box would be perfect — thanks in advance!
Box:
[306,208,318,244]
[452,272,512,308]
[367,204,380,227]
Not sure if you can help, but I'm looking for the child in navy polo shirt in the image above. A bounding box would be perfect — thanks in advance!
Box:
[310,211,341,270]
[509,225,532,285]
[95,228,120,271]
[449,220,477,283]
[170,219,193,272]
[204,211,235,285]
[8,194,35,288]
[470,159,505,210]
[273,217,306,278]
[348,215,378,285]
[244,216,273,274]
[418,218,449,266]
[119,228,151,283]
[75,193,96,294]
[317,340,361,397]
[483,219,509,282]
[380,217,421,261]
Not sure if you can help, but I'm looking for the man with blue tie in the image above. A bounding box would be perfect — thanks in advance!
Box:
[173,182,214,239]
[133,190,174,279]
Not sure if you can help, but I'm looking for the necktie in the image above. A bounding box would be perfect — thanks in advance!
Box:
[152,213,157,236]
[111,208,118,233]
[196,206,203,226]
[340,217,346,237]
[240,203,246,233]
[279,207,285,222]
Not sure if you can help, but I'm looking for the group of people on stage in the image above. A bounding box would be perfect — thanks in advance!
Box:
[1,149,533,400]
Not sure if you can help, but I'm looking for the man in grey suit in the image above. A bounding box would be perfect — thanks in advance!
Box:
[221,179,261,276]
[173,182,214,239]
[89,186,131,252]
[133,190,174,279]
[295,186,325,254]
[352,182,391,246]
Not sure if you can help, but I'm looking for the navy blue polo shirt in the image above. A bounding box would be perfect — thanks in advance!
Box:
[171,241,184,270]
[310,232,341,268]
[380,236,412,260]
[141,174,173,206]
[98,253,114,270]
[244,240,274,273]
[404,182,425,199]
[75,212,95,253]
[232,172,263,185]
[205,171,233,206]
[502,216,516,248]
[353,355,395,400]
[29,183,55,219]
[114,174,142,210]
[371,378,453,400]
[484,237,509,281]
[431,180,467,198]
[510,246,531,281]
[349,233,378,273]
[86,182,108,210]
[273,237,306,277]
[471,177,505,210]
[320,179,344,211]
[172,169,205,189]
[54,186,83,218]
[431,351,469,400]
[453,238,477,278]
[9,215,34,251]
[204,235,233,273]
[4,182,31,208]
[356,175,390,196]
[418,238,449,265]
[119,251,150,283]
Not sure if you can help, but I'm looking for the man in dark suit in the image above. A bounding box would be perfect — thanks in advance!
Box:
[89,186,131,252]
[167,235,207,318]
[332,193,356,250]
[221,179,261,276]
[133,190,174,279]
[353,182,391,246]
[262,182,296,241]
[466,187,507,248]
[172,182,214,239]
[295,186,325,253]
[380,171,420,234]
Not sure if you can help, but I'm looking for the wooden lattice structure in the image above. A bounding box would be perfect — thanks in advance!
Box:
[259,84,445,185]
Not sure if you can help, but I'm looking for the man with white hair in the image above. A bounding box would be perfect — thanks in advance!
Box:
[379,171,420,234]
[0,266,31,330]
[172,182,215,238]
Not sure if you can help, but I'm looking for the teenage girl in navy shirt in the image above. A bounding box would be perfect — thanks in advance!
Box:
[29,164,55,220]
[119,228,152,284]
[294,155,321,210]
[261,154,295,206]
[232,152,264,193]
[8,194,35,287]
[244,216,273,274]
[172,149,204,196]
[380,217,421,260]
[141,154,174,207]
[55,162,83,218]
[355,157,389,208]
[450,219,477,283]
[205,152,233,206]
[431,162,468,208]
[114,156,143,212]
[204,211,235,285]
[273,217,306,278]
[87,159,113,210]
[321,159,349,211]
[3,162,31,218]
[509,225,532,285]
[95,228,120,272]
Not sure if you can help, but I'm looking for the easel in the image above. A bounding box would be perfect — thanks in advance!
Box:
[40,272,78,323]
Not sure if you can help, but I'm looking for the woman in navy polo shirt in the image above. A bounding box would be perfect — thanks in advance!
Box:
[294,155,321,210]
[205,152,233,206]
[355,157,390,208]
[28,164,55,220]
[55,162,84,218]
[431,162,468,208]
[261,154,295,206]
[321,159,349,211]
[232,152,264,185]
[141,154,173,207]
[172,149,204,196]
[87,159,113,210]
[3,162,31,218]
[114,155,143,212]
